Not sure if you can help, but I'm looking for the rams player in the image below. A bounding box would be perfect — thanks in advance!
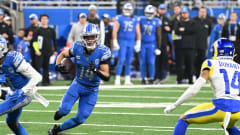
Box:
[113,2,141,85]
[48,24,111,134]
[165,38,240,135]
[0,37,42,135]
[139,5,161,84]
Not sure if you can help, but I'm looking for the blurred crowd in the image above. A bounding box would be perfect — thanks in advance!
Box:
[1,1,240,85]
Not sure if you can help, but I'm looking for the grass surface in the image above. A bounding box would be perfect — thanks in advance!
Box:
[0,76,235,135]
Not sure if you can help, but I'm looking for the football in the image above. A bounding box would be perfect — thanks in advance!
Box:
[61,58,75,75]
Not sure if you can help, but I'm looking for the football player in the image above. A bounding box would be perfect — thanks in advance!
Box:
[48,24,111,135]
[0,37,42,135]
[113,2,141,85]
[139,5,161,84]
[164,38,240,135]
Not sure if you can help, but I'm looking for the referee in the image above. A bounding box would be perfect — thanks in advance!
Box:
[33,14,57,86]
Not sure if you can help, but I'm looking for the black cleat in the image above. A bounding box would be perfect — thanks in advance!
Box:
[54,111,63,121]
[141,79,147,85]
[148,79,154,85]
[48,125,61,135]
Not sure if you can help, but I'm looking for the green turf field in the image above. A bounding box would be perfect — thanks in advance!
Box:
[0,77,237,135]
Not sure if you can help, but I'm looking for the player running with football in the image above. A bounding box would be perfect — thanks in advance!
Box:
[0,37,42,135]
[48,24,111,135]
[113,2,141,85]
[164,38,240,135]
[139,5,162,84]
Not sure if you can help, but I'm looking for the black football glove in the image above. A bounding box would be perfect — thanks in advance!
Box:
[55,64,68,74]
[88,61,96,72]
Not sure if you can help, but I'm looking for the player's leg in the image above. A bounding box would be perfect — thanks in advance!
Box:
[54,80,80,120]
[6,107,28,135]
[124,45,134,85]
[146,44,156,84]
[60,89,98,131]
[173,103,223,135]
[222,111,240,135]
[115,41,127,85]
[42,53,51,85]
[139,45,147,84]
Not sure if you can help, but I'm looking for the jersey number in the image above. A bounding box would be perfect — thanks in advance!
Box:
[143,24,153,35]
[219,69,240,95]
[79,66,94,81]
[123,21,133,32]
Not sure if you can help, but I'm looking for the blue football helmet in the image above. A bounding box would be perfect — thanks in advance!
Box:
[0,37,8,59]
[123,3,133,17]
[144,5,155,20]
[210,38,234,60]
[81,23,100,51]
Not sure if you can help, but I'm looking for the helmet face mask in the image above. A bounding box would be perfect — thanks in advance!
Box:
[144,5,155,20]
[0,37,8,59]
[81,24,100,51]
[123,3,133,17]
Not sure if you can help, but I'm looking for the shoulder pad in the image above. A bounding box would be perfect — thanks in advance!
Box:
[201,59,214,77]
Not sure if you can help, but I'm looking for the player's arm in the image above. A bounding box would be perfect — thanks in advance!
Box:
[55,48,72,73]
[112,19,120,50]
[164,61,212,114]
[134,23,141,53]
[17,60,42,94]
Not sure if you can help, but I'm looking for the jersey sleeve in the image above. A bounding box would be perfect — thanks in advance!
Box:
[115,15,120,22]
[9,51,25,70]
[201,60,214,77]
[100,47,111,64]
[69,42,78,57]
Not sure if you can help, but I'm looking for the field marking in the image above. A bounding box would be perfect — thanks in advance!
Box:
[63,133,88,135]
[0,121,223,131]
[30,100,203,107]
[40,94,212,100]
[22,109,180,116]
[99,131,134,134]
[144,129,173,132]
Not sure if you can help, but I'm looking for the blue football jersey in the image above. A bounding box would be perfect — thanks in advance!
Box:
[1,51,29,90]
[116,15,139,41]
[70,42,111,87]
[140,16,162,44]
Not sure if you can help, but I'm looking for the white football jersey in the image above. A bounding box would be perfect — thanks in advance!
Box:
[201,59,240,101]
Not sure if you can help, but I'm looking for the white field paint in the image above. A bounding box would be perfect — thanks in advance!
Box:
[0,121,223,131]
[99,131,134,134]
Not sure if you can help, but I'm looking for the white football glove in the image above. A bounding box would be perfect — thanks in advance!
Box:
[134,40,141,53]
[164,104,177,114]
[155,49,161,55]
[113,40,120,50]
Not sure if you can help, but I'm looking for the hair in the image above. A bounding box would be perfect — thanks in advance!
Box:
[231,11,237,15]
[40,14,49,20]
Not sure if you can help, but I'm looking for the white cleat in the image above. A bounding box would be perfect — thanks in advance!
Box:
[124,81,133,85]
[124,76,133,85]
[115,76,121,85]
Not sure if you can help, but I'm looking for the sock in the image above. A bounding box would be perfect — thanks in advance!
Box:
[13,123,28,135]
[173,119,188,135]
[227,126,240,135]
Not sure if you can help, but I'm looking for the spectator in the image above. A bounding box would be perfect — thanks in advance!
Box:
[24,13,40,68]
[155,4,171,84]
[207,13,226,58]
[193,7,212,78]
[87,5,105,45]
[67,13,88,47]
[222,12,240,64]
[3,16,12,29]
[0,9,14,50]
[174,8,197,84]
[33,14,57,86]
[13,28,25,50]
[102,13,113,51]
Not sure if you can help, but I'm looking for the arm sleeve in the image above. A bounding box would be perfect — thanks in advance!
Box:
[69,43,77,57]
[32,29,39,52]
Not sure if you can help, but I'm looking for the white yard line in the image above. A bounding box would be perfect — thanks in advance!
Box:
[0,121,223,131]
[31,100,203,107]
[99,131,134,134]
[144,129,173,132]
[22,109,180,116]
[39,94,212,100]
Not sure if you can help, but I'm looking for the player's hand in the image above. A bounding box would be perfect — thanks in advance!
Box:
[55,64,68,74]
[35,51,41,56]
[164,104,177,114]
[88,61,96,72]
[155,49,161,55]
[9,89,24,102]
[113,40,120,50]
[134,40,141,53]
